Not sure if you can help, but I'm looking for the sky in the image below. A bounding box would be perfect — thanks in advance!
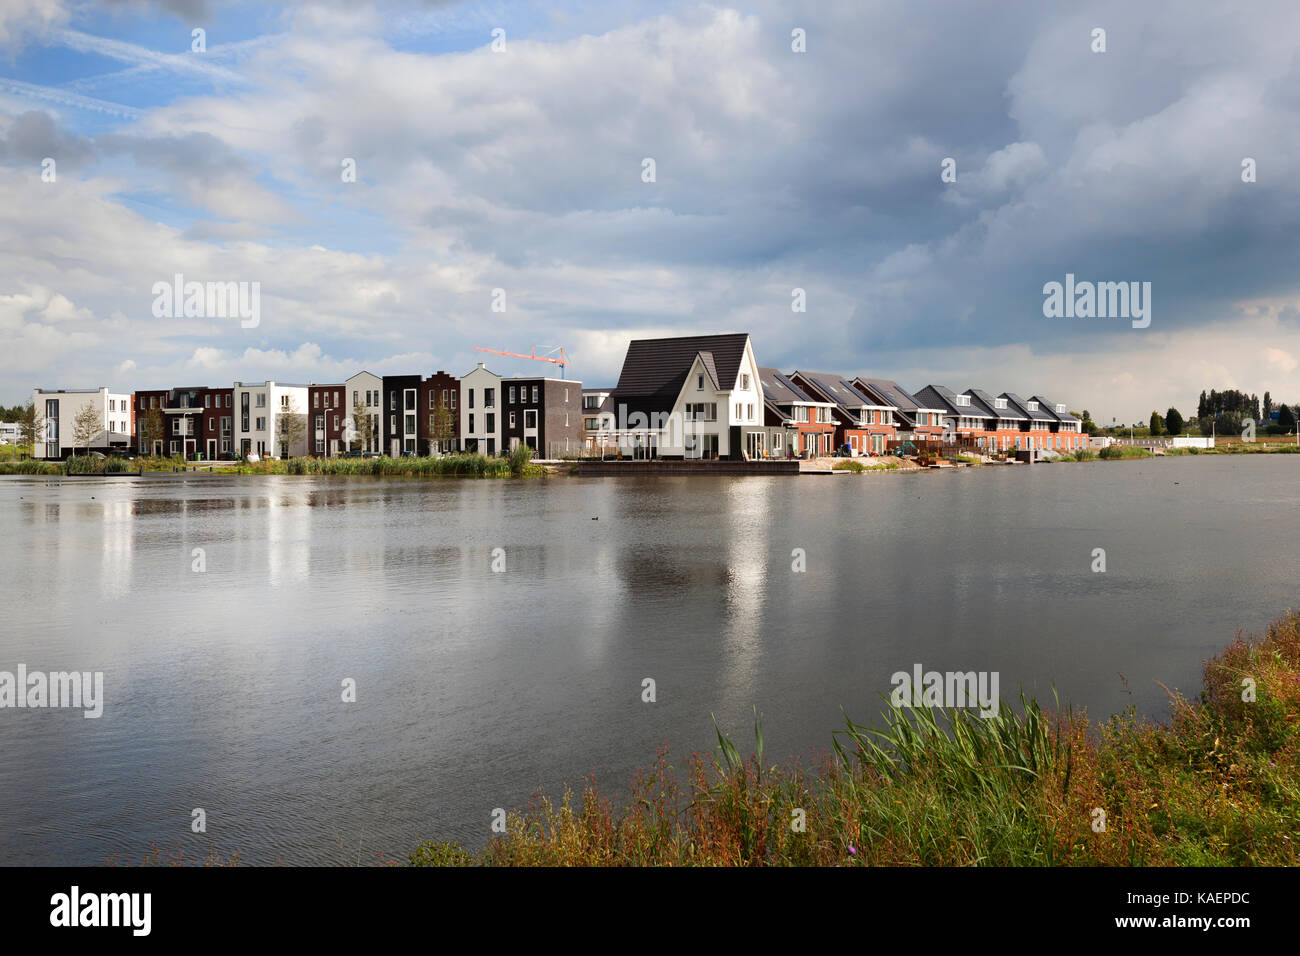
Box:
[3,0,1300,424]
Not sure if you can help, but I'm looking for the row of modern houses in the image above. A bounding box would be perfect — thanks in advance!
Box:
[582,333,1086,460]
[27,332,1085,461]
[30,365,585,461]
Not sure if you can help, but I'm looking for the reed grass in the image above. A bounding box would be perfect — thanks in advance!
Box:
[411,612,1300,866]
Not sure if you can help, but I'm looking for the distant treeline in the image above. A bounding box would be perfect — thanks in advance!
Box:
[0,404,27,422]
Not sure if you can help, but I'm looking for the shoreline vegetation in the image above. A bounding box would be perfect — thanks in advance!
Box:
[2,438,1298,478]
[409,613,1300,867]
[0,447,545,478]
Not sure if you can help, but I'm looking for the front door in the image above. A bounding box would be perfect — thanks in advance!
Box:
[207,439,216,459]
[185,439,195,459]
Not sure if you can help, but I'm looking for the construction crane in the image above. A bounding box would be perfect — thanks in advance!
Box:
[473,344,569,379]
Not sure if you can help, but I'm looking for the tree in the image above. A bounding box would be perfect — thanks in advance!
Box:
[1073,409,1099,436]
[18,401,45,455]
[139,407,164,456]
[1263,392,1273,422]
[431,399,454,453]
[71,401,101,456]
[1164,407,1184,435]
[1279,404,1297,435]
[276,397,306,458]
[350,396,374,452]
[1149,411,1163,435]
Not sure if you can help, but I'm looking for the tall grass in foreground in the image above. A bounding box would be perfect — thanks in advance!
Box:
[411,612,1300,866]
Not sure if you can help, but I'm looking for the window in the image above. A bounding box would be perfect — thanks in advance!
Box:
[314,393,320,409]
[486,413,495,432]
[564,388,569,403]
[741,374,750,390]
[994,398,1007,409]
[747,403,754,420]
[256,393,266,408]
[208,417,214,430]
[390,392,397,410]
[509,412,516,428]
[281,394,290,408]
[404,389,415,411]
[429,414,435,429]
[955,394,971,406]
[108,399,115,412]
[509,386,516,404]
[1027,401,1039,411]
[405,414,415,435]
[204,395,210,408]
[735,403,742,420]
[225,395,231,408]
[450,391,457,410]
[532,386,538,403]
[333,415,339,430]
[698,374,704,389]
[150,397,157,409]
[794,406,809,423]
[585,417,600,430]
[429,391,436,409]
[256,417,266,431]
[354,390,359,408]
[485,388,495,408]
[816,407,831,423]
[1056,404,1065,413]
[469,413,475,432]
[468,390,475,409]
[524,410,536,429]
[335,391,341,408]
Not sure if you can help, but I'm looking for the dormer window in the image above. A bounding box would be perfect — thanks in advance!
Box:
[994,398,1007,409]
[955,394,971,406]
[1056,404,1065,413]
[1027,401,1038,411]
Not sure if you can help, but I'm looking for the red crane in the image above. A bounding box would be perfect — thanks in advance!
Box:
[473,345,569,379]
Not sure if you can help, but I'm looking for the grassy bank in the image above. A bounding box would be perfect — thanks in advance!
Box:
[411,612,1300,866]
[236,448,543,478]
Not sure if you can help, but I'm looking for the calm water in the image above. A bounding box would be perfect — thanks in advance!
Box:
[1,457,1296,865]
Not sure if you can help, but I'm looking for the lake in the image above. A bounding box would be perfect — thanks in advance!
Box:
[1,456,1295,864]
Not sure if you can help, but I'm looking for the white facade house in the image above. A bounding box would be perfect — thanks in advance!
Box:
[345,371,383,454]
[0,422,21,444]
[459,363,502,455]
[610,333,765,460]
[31,386,132,459]
[232,381,309,458]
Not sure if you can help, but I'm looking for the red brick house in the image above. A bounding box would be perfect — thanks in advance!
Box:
[308,383,347,456]
[789,371,897,455]
[758,367,836,457]
[419,371,460,455]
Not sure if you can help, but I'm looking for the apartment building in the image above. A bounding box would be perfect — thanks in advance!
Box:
[419,371,459,455]
[32,386,132,459]
[581,387,618,455]
[233,381,309,458]
[382,374,422,456]
[459,363,501,455]
[345,371,383,455]
[499,377,582,458]
[758,367,836,458]
[308,383,347,457]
